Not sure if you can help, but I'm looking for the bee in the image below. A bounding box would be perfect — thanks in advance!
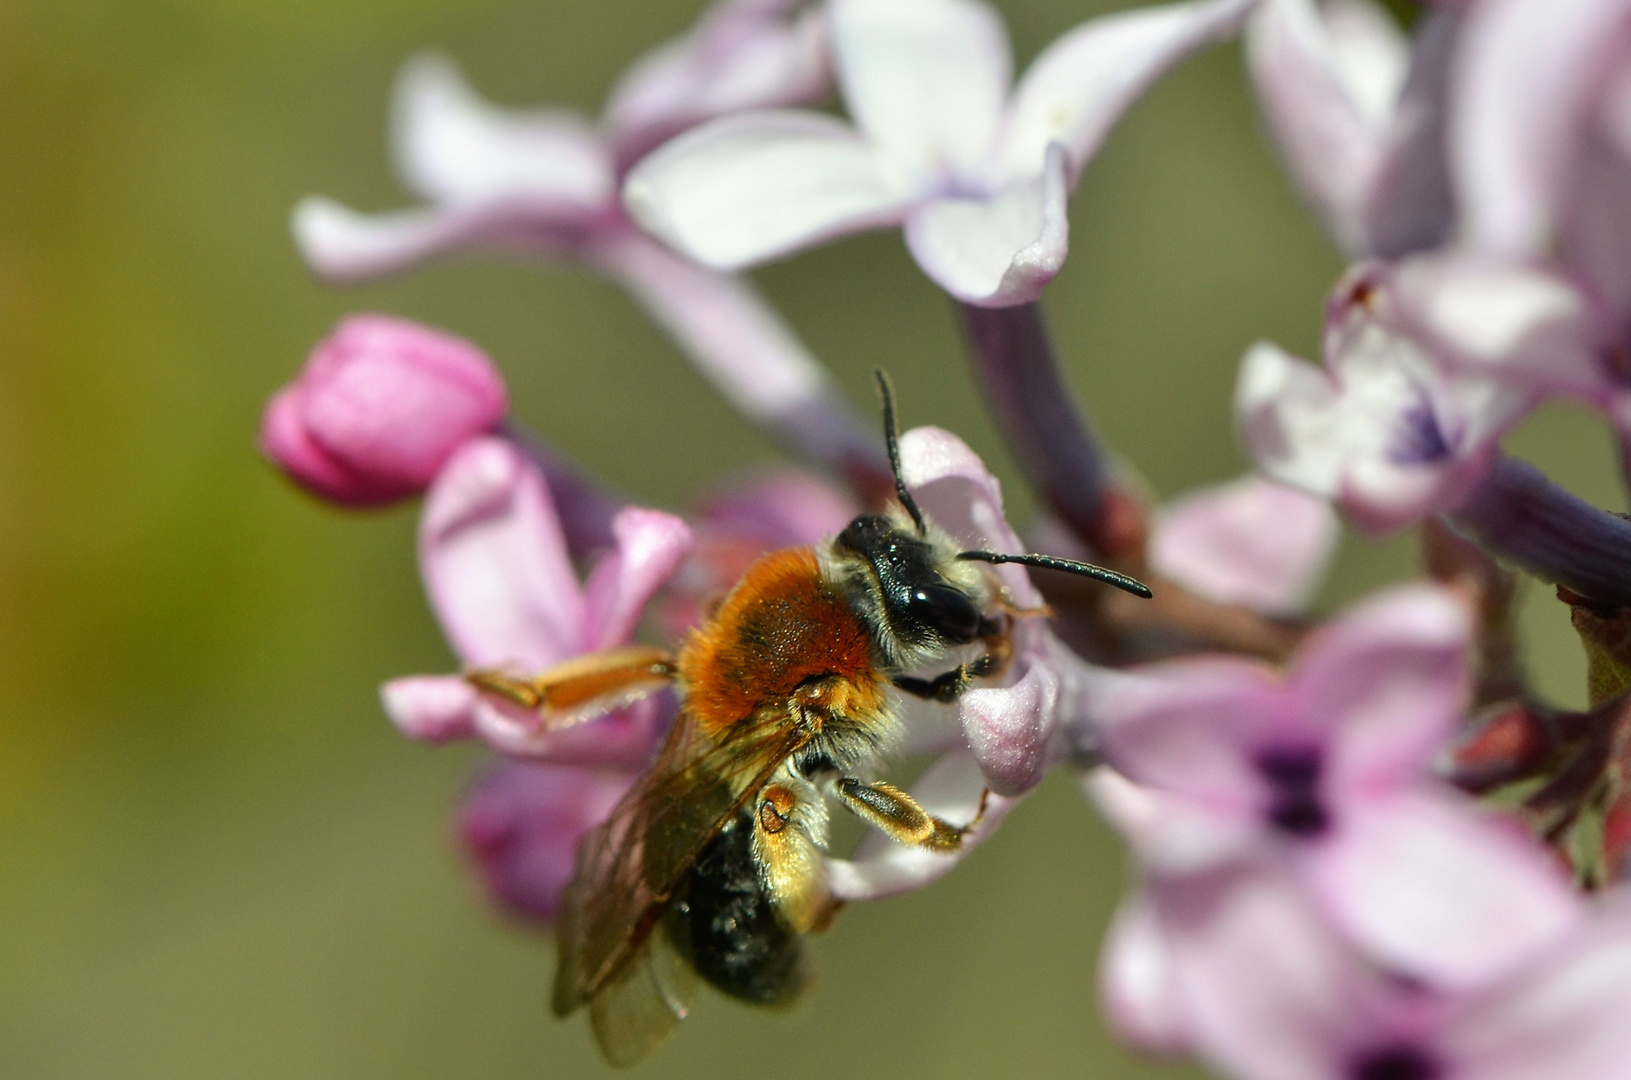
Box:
[466,374,1151,1065]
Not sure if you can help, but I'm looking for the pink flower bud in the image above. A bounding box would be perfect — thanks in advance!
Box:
[260,314,508,506]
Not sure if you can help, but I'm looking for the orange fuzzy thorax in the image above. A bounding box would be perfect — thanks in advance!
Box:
[676,547,882,738]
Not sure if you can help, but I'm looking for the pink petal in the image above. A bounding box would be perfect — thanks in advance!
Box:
[419,437,583,669]
[1092,660,1284,811]
[391,54,613,209]
[825,751,1014,901]
[1099,891,1195,1055]
[1304,791,1583,992]
[1291,583,1470,789]
[1154,865,1401,1080]
[829,0,1010,181]
[602,0,830,168]
[1150,474,1338,615]
[471,693,672,770]
[895,425,1040,606]
[579,506,694,651]
[622,110,919,270]
[600,234,886,477]
[999,0,1258,186]
[458,761,634,924]
[1082,768,1261,875]
[1245,0,1399,252]
[958,639,1059,796]
[1451,0,1631,256]
[380,675,481,742]
[902,143,1069,307]
[291,196,609,282]
[1446,896,1631,1080]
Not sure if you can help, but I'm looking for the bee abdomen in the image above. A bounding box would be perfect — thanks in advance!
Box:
[669,812,807,1006]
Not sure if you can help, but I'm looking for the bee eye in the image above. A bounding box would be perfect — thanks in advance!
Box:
[909,584,981,643]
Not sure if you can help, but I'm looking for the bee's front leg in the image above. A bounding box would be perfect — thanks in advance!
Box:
[834,778,987,852]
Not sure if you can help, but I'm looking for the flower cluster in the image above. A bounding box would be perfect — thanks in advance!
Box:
[262,0,1631,1074]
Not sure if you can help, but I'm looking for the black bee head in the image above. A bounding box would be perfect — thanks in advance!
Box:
[836,514,984,646]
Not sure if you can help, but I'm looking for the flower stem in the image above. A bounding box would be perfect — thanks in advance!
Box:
[1447,455,1631,609]
[956,301,1136,557]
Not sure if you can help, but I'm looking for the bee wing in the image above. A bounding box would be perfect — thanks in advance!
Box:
[586,920,697,1067]
[552,707,810,1017]
[465,645,676,731]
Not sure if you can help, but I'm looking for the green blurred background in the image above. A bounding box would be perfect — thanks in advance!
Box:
[0,0,1622,1076]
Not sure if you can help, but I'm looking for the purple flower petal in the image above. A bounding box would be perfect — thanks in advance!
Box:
[1084,767,1262,875]
[623,110,919,270]
[1246,0,1402,252]
[1304,790,1583,991]
[603,0,831,169]
[830,0,1011,181]
[959,640,1060,796]
[1451,0,1631,256]
[1150,474,1338,615]
[1100,890,1196,1055]
[459,760,634,924]
[419,437,583,669]
[1000,0,1259,185]
[1290,583,1469,790]
[471,693,672,770]
[902,143,1069,307]
[580,506,694,651]
[380,675,481,742]
[392,54,613,209]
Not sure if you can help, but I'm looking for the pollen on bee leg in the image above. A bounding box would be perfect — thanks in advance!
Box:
[752,783,830,934]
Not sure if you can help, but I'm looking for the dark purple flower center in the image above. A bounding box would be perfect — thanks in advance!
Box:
[1387,401,1452,465]
[1255,746,1329,837]
[1350,1043,1441,1080]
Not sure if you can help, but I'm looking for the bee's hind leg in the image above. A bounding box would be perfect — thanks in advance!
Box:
[834,778,987,852]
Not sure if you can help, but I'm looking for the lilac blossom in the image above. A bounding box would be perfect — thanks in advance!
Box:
[1089,584,1581,993]
[1236,264,1538,534]
[260,315,508,506]
[381,435,691,766]
[625,0,1260,306]
[1148,474,1338,615]
[1246,0,1456,258]
[1143,866,1631,1080]
[459,760,634,924]
[292,2,889,489]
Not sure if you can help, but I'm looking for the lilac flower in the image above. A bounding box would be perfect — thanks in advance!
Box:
[1246,0,1456,258]
[625,0,1260,306]
[292,3,888,488]
[1143,866,1631,1080]
[260,315,507,506]
[1148,474,1338,615]
[381,435,692,766]
[1235,264,1539,534]
[1089,584,1582,992]
[459,760,633,924]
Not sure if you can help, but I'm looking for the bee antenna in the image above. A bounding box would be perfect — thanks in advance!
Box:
[874,369,926,534]
[956,550,1153,599]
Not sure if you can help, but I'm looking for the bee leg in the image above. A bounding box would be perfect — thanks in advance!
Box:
[891,653,1002,703]
[464,669,545,708]
[835,778,971,852]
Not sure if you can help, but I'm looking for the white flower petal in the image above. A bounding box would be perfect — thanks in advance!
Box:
[903,143,1069,306]
[1235,340,1348,499]
[830,0,1010,180]
[623,110,919,270]
[1000,0,1258,185]
[392,54,613,207]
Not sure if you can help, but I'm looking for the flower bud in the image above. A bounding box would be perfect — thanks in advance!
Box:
[260,314,508,506]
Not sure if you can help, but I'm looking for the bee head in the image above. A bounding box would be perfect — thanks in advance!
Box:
[835,513,986,647]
